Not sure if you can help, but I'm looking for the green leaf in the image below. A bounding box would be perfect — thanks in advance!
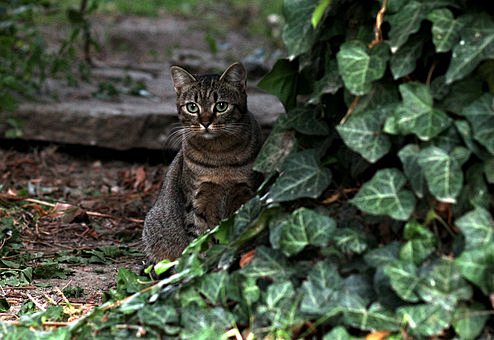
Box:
[258,59,298,110]
[456,207,494,250]
[390,36,423,79]
[241,246,293,280]
[253,123,297,174]
[350,168,415,221]
[452,303,490,340]
[268,151,331,203]
[282,0,318,58]
[181,306,234,338]
[343,303,400,332]
[311,0,331,28]
[455,242,494,294]
[138,304,178,329]
[384,260,421,302]
[427,8,462,52]
[400,221,436,265]
[281,107,329,135]
[460,93,494,155]
[398,144,425,198]
[198,272,228,304]
[387,1,424,51]
[323,326,352,340]
[308,59,343,104]
[336,41,389,95]
[442,77,483,114]
[418,146,464,203]
[336,108,391,163]
[278,208,336,256]
[230,196,262,241]
[397,304,452,337]
[417,259,472,311]
[446,13,494,84]
[485,158,494,183]
[395,82,452,141]
[265,281,295,309]
[333,227,368,254]
[300,260,342,316]
[364,241,401,267]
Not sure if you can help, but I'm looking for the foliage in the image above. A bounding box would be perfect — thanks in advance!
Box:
[0,0,97,113]
[2,0,494,338]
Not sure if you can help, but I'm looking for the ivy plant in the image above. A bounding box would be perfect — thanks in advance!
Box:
[1,0,493,338]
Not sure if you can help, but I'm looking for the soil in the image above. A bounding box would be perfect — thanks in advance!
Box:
[0,144,166,322]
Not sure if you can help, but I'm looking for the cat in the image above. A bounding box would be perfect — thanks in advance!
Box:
[142,62,263,262]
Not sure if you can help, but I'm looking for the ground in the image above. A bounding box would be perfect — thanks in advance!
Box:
[0,144,165,322]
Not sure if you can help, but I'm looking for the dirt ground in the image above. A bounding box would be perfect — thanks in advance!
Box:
[0,144,166,321]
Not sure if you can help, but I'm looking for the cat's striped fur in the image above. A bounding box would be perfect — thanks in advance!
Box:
[142,63,262,262]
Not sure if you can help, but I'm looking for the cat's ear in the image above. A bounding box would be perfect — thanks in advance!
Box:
[220,62,247,89]
[170,66,196,92]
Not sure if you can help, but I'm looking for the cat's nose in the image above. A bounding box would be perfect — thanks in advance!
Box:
[201,122,211,129]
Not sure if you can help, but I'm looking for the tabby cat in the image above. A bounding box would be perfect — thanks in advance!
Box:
[142,62,262,262]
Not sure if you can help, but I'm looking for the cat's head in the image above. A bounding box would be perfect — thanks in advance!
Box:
[170,62,248,140]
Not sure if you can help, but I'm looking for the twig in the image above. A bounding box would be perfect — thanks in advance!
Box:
[368,0,388,48]
[26,293,46,311]
[339,96,360,124]
[1,194,144,223]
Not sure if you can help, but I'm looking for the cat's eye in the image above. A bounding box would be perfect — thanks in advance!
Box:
[185,102,199,114]
[215,102,229,113]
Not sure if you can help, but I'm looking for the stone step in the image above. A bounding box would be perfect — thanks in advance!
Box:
[1,92,282,151]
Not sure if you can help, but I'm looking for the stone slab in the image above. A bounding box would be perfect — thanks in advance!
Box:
[0,91,282,151]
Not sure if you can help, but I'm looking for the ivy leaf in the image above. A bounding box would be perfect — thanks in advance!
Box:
[364,242,401,268]
[265,281,295,309]
[258,59,298,110]
[460,94,494,155]
[390,36,423,79]
[384,260,421,302]
[278,208,336,256]
[336,41,389,96]
[282,0,318,58]
[452,303,490,340]
[281,107,329,136]
[397,304,452,337]
[300,261,343,316]
[418,146,464,203]
[417,259,472,311]
[268,151,331,203]
[197,272,228,305]
[398,144,425,198]
[446,13,494,84]
[308,59,342,104]
[336,108,391,163]
[387,1,424,52]
[455,242,494,295]
[400,221,436,265]
[350,168,415,221]
[427,8,462,53]
[241,246,293,281]
[137,304,178,329]
[333,227,368,255]
[253,124,297,175]
[323,326,351,340]
[343,303,400,332]
[395,82,452,141]
[456,207,494,250]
